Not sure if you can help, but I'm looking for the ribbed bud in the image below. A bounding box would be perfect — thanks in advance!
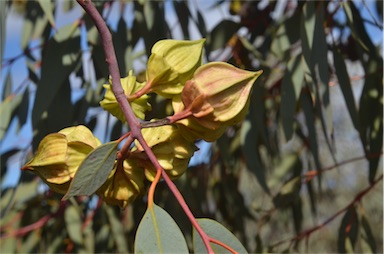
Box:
[96,159,145,210]
[144,39,205,98]
[22,126,101,194]
[131,124,197,181]
[100,70,151,121]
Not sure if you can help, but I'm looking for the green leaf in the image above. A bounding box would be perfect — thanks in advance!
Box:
[2,70,12,100]
[280,55,304,140]
[193,218,248,254]
[173,1,191,39]
[273,176,302,209]
[32,23,81,129]
[333,46,359,130]
[37,0,56,29]
[134,204,188,254]
[63,141,118,200]
[360,214,376,253]
[338,206,359,253]
[21,19,33,49]
[65,205,83,245]
[206,20,240,54]
[105,205,128,253]
[0,94,23,140]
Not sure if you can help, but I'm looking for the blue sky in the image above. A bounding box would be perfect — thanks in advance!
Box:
[0,0,382,188]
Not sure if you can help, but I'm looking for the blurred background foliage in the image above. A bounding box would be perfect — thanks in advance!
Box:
[0,0,382,253]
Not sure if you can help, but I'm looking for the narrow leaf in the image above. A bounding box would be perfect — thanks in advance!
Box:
[0,94,23,140]
[134,204,188,254]
[193,218,248,254]
[37,0,56,29]
[280,55,304,140]
[65,205,83,245]
[338,206,359,253]
[333,46,359,130]
[360,214,376,252]
[63,141,118,200]
[105,205,128,253]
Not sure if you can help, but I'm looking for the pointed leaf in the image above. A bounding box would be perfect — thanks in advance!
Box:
[193,218,248,254]
[65,205,83,245]
[280,55,304,140]
[338,206,359,253]
[63,141,118,200]
[37,0,56,29]
[134,204,188,254]
[105,205,128,253]
[0,94,23,140]
[360,214,376,252]
[32,23,80,129]
[333,46,359,130]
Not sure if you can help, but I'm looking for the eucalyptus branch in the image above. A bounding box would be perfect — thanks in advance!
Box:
[76,0,214,252]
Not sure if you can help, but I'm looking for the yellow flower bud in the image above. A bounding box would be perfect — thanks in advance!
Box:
[22,125,101,194]
[181,62,262,126]
[100,70,152,121]
[143,39,206,98]
[131,124,197,181]
[97,159,145,210]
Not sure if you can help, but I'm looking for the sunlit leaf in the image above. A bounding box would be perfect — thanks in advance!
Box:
[37,0,56,29]
[134,204,188,254]
[273,176,301,209]
[63,141,118,200]
[0,94,23,140]
[2,70,12,100]
[193,218,248,253]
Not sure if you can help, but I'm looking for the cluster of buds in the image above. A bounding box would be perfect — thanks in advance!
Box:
[22,39,262,209]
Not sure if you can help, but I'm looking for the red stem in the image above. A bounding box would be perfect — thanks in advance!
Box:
[76,1,214,253]
[271,174,383,248]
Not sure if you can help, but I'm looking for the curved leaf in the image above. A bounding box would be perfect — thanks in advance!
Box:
[193,218,248,254]
[134,204,188,254]
[63,141,118,200]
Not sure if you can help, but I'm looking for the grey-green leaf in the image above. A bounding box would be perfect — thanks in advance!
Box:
[134,204,189,254]
[193,218,248,254]
[63,141,118,200]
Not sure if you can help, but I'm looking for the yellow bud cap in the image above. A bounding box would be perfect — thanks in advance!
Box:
[97,159,145,210]
[145,39,205,98]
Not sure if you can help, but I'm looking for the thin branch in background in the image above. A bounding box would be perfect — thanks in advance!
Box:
[362,0,383,30]
[271,174,383,249]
